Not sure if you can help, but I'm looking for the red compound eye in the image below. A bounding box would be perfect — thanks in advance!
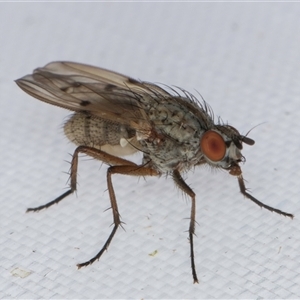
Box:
[200,130,226,162]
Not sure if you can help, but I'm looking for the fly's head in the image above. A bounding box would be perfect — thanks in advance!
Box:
[200,125,255,176]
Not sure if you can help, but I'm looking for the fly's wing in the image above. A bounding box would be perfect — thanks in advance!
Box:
[35,61,171,95]
[15,61,171,131]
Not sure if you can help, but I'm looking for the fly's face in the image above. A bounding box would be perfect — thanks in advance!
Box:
[200,125,255,176]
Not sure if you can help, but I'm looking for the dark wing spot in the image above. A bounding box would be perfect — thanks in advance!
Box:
[61,82,81,93]
[127,77,139,84]
[104,84,117,91]
[60,86,69,92]
[80,100,91,106]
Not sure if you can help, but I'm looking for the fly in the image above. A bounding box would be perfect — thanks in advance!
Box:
[16,61,293,283]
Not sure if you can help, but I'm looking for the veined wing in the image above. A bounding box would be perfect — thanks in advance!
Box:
[33,61,171,94]
[15,61,170,130]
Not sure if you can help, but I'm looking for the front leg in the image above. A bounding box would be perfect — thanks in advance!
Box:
[231,164,294,219]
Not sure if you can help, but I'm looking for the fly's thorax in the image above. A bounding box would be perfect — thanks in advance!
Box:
[138,97,214,173]
[199,125,254,173]
[64,113,138,156]
[145,97,214,140]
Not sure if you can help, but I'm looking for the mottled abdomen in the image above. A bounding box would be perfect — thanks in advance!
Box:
[64,113,138,156]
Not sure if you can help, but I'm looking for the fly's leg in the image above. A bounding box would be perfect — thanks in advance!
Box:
[237,175,294,219]
[77,164,159,268]
[173,170,199,284]
[26,190,74,212]
[27,144,159,268]
[27,145,138,212]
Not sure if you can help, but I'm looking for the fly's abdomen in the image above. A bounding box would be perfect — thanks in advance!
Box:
[64,113,138,156]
